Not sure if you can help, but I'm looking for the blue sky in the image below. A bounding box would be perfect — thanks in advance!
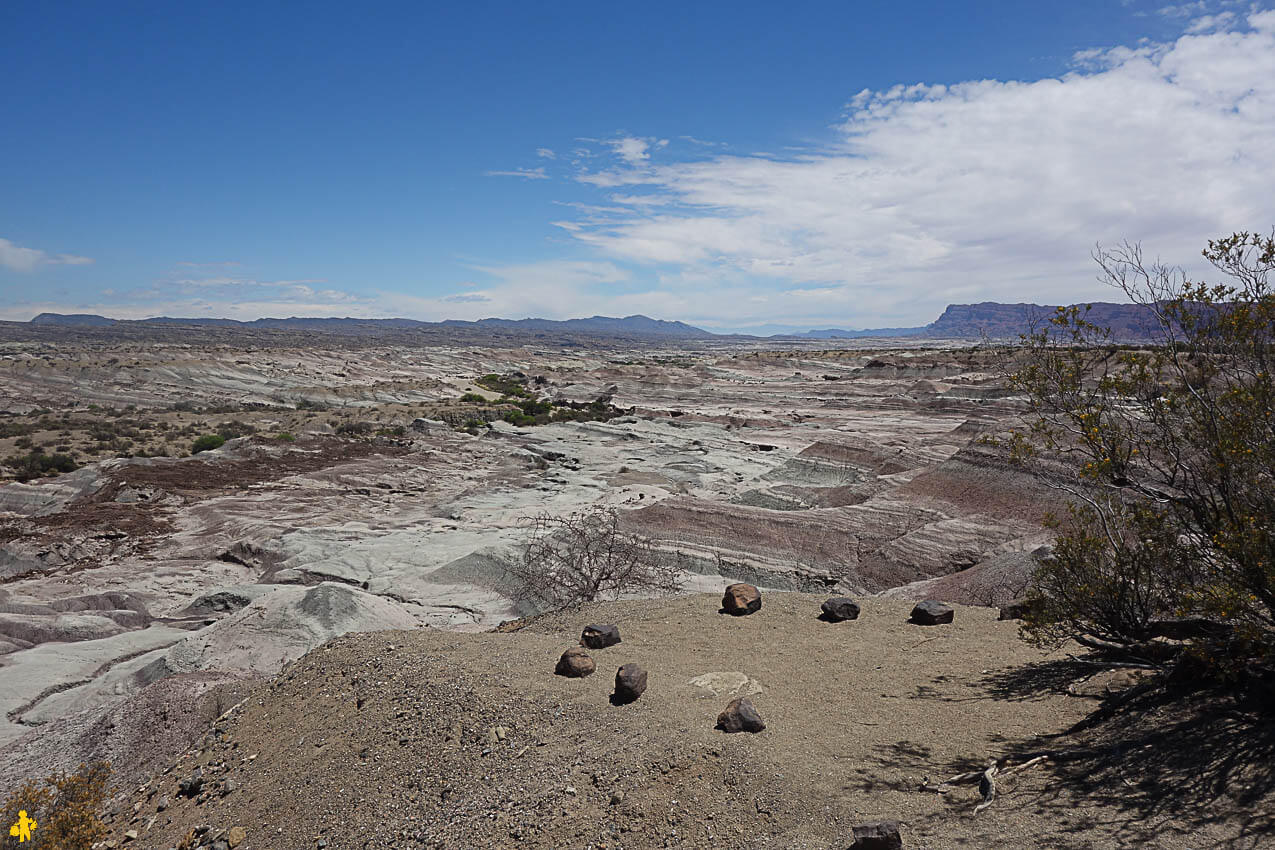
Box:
[2,1,1273,332]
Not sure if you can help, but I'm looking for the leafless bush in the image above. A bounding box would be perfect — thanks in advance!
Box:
[505,507,684,611]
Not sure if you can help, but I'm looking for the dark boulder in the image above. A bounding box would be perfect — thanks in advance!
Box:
[820,597,861,622]
[716,696,765,733]
[178,767,204,798]
[613,663,648,704]
[555,646,596,678]
[850,820,903,849]
[722,583,762,616]
[910,600,954,625]
[581,623,621,649]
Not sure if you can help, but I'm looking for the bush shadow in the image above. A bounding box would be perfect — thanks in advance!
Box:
[1003,685,1275,847]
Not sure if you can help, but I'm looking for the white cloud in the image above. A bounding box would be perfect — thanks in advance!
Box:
[484,167,549,179]
[1158,1,1211,18]
[536,147,556,159]
[1186,10,1238,31]
[548,10,1275,326]
[0,265,371,321]
[0,238,94,272]
[1,260,651,326]
[602,136,669,166]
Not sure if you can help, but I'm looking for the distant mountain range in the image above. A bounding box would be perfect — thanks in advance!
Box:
[26,301,1161,340]
[28,312,715,339]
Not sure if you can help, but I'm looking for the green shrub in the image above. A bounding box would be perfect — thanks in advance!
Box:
[191,434,226,454]
[476,373,531,398]
[503,410,536,427]
[214,420,255,440]
[5,452,78,482]
[277,431,296,442]
[1009,231,1275,670]
[459,393,486,403]
[0,761,111,849]
[0,422,37,439]
[519,398,553,417]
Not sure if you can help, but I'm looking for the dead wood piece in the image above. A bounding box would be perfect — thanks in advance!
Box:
[921,754,1051,813]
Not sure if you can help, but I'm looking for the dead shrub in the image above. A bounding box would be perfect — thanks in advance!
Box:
[505,507,684,611]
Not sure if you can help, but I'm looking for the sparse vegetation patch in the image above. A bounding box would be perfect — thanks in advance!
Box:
[1008,231,1275,681]
[191,434,226,454]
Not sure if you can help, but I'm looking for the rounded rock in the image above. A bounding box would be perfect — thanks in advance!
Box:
[613,663,648,704]
[910,599,954,625]
[716,696,766,733]
[821,597,861,622]
[555,646,596,678]
[722,583,762,616]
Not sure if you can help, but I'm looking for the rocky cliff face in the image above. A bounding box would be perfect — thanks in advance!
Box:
[926,301,1161,340]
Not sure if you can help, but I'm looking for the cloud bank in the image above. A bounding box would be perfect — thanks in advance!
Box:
[541,8,1275,327]
[0,238,93,272]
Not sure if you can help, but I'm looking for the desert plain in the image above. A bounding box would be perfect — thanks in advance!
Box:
[0,324,1268,849]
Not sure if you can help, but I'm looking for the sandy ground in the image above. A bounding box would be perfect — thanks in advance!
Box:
[99,594,1274,849]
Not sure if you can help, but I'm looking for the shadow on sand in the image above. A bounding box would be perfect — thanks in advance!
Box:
[1007,684,1275,847]
[855,662,1274,847]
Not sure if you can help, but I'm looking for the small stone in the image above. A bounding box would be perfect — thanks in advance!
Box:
[555,646,596,678]
[722,583,762,616]
[228,826,247,848]
[220,778,237,796]
[123,830,139,842]
[910,599,954,625]
[851,820,903,849]
[716,696,765,733]
[610,791,625,805]
[613,663,648,704]
[581,624,621,649]
[156,795,169,812]
[820,597,861,622]
[178,768,204,797]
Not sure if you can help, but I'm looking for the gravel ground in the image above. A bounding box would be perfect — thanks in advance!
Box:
[103,594,1273,849]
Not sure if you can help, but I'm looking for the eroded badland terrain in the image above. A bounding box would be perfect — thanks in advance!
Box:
[0,327,1269,849]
